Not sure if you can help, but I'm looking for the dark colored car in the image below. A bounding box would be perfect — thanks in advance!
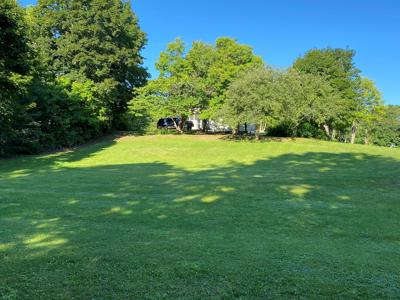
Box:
[157,117,180,129]
[157,117,194,131]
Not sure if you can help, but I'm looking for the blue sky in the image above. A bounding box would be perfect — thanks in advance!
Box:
[20,0,400,105]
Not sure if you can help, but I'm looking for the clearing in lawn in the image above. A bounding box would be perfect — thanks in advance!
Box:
[0,135,399,299]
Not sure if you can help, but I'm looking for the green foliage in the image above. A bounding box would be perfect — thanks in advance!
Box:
[276,69,344,136]
[0,0,31,75]
[222,66,343,138]
[32,0,148,128]
[293,48,361,134]
[204,38,264,118]
[0,0,35,156]
[131,42,387,145]
[156,38,187,78]
[28,83,94,149]
[130,37,262,132]
[221,66,280,137]
[1,0,147,156]
[297,122,326,139]
[350,77,384,143]
[131,39,202,132]
[368,105,400,146]
[293,47,360,100]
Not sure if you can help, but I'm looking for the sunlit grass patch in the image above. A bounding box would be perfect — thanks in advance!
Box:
[0,135,399,299]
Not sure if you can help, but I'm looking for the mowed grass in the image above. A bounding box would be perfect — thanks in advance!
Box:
[1,135,400,299]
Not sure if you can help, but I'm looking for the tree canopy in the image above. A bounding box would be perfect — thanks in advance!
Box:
[32,0,148,128]
[128,40,393,146]
[130,37,262,132]
[0,0,34,155]
[293,48,361,136]
[0,0,147,156]
[221,66,280,138]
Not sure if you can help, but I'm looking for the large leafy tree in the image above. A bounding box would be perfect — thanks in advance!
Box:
[132,37,262,132]
[293,48,361,138]
[351,77,384,144]
[32,0,148,128]
[0,0,35,155]
[276,69,342,137]
[205,38,263,119]
[220,66,343,139]
[135,38,206,132]
[221,66,281,138]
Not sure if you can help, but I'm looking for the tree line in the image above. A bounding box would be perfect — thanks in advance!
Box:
[0,0,147,156]
[132,38,399,146]
[1,1,399,157]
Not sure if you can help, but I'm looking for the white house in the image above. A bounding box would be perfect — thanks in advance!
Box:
[188,110,255,133]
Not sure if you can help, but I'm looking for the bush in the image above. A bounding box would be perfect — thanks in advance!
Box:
[30,80,103,151]
[297,122,326,139]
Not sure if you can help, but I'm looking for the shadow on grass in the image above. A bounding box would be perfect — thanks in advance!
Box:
[0,133,120,176]
[0,144,400,298]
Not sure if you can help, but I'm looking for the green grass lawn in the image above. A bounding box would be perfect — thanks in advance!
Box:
[1,135,400,299]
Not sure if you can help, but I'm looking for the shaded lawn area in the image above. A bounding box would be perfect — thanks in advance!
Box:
[0,135,399,299]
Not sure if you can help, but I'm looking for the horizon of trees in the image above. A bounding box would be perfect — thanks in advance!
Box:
[131,38,399,146]
[1,0,399,157]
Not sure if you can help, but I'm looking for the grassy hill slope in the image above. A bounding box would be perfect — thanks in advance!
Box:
[1,135,399,299]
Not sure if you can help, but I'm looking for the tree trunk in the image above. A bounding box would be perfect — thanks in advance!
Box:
[255,124,261,140]
[259,122,267,134]
[292,126,298,137]
[350,122,357,144]
[179,116,187,133]
[323,124,331,138]
[232,124,239,136]
[202,119,208,133]
[331,128,337,140]
[172,119,183,133]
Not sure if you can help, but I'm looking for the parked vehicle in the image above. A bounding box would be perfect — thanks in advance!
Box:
[157,117,179,129]
[157,117,194,131]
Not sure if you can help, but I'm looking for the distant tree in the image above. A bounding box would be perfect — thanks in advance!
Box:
[135,38,205,132]
[32,0,148,128]
[293,48,361,138]
[131,37,263,132]
[351,77,383,144]
[220,66,343,139]
[368,105,400,147]
[204,38,264,120]
[221,66,281,138]
[276,69,343,137]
